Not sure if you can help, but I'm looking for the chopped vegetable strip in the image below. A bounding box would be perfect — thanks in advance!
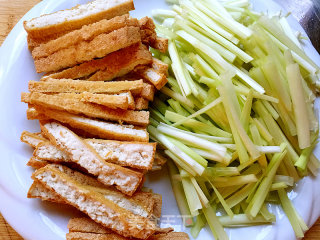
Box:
[151,0,320,238]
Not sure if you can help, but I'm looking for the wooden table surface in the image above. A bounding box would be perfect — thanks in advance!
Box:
[0,0,319,239]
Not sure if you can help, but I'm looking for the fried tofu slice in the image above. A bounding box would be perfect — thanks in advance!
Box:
[33,142,71,164]
[151,194,162,219]
[151,37,169,53]
[21,92,32,103]
[29,180,157,218]
[27,92,132,110]
[135,97,149,110]
[33,138,156,170]
[86,139,156,170]
[28,180,66,204]
[24,0,135,39]
[28,108,149,141]
[152,151,168,171]
[40,121,143,195]
[139,17,157,47]
[79,92,132,110]
[26,107,47,121]
[151,58,169,76]
[34,26,141,73]
[67,218,189,240]
[46,43,152,81]
[108,73,156,100]
[138,17,168,53]
[68,217,117,234]
[67,217,170,235]
[22,92,149,126]
[28,166,105,203]
[31,181,160,220]
[116,69,165,93]
[86,44,152,81]
[22,130,163,171]
[139,17,156,33]
[127,91,136,109]
[66,232,189,240]
[142,82,156,101]
[28,163,107,201]
[32,14,139,59]
[31,164,156,239]
[27,157,50,169]
[26,92,132,110]
[29,164,157,218]
[29,79,143,96]
[86,185,155,218]
[27,32,65,51]
[135,67,168,90]
[20,131,48,148]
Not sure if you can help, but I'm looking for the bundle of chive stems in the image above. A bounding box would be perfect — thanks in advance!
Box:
[148,0,320,239]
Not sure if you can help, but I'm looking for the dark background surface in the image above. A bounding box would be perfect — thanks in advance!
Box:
[276,0,320,54]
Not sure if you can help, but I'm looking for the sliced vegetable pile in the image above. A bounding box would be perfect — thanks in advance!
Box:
[149,0,320,239]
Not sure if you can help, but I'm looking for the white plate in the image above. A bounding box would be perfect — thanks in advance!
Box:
[0,0,319,240]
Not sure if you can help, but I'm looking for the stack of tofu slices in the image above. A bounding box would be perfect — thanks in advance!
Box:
[20,0,189,239]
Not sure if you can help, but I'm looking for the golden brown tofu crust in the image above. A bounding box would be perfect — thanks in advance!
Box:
[34,26,141,73]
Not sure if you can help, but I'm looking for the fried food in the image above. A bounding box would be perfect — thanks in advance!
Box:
[47,43,152,82]
[29,79,144,95]
[24,0,135,39]
[34,26,141,73]
[32,164,156,239]
[135,97,149,110]
[33,139,156,170]
[31,14,139,59]
[135,67,168,90]
[26,108,149,142]
[23,92,150,126]
[40,121,144,195]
